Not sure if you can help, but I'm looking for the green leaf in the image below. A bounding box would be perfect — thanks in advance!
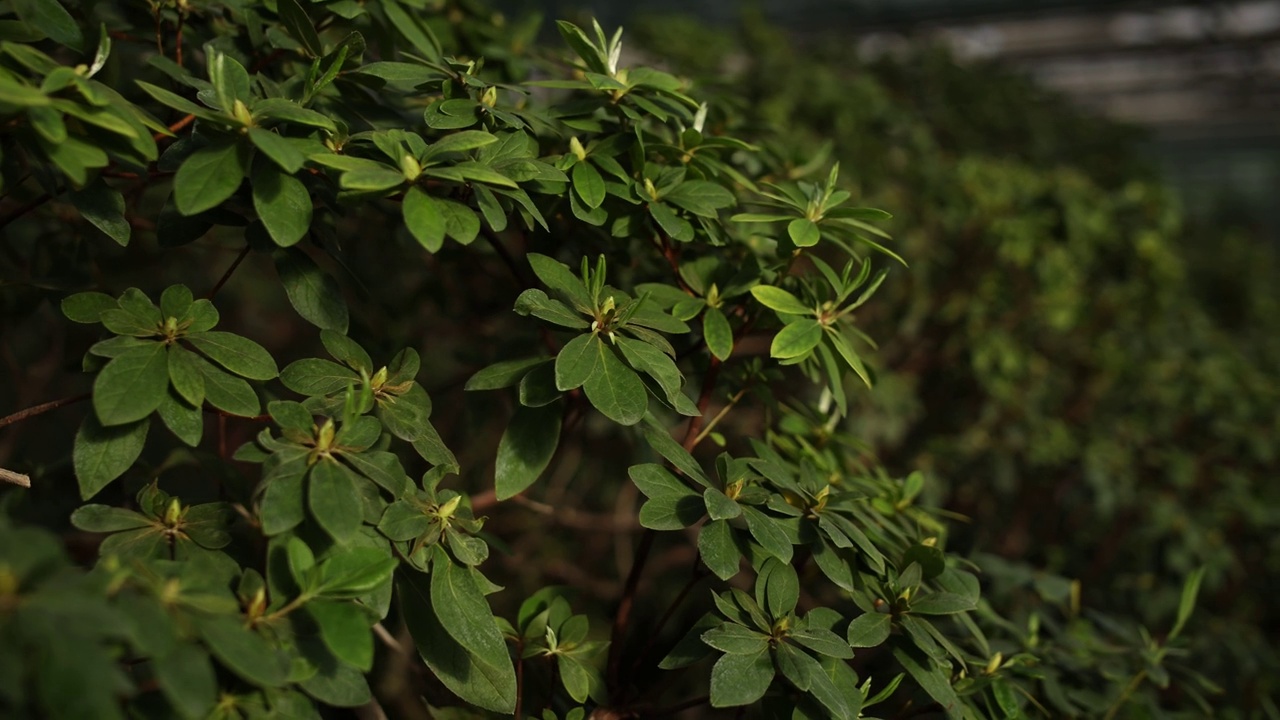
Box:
[582,340,647,425]
[423,130,498,159]
[174,141,248,215]
[703,488,741,521]
[776,642,813,691]
[788,218,820,247]
[629,463,698,500]
[378,383,433,442]
[846,612,891,647]
[750,286,811,315]
[195,355,261,416]
[165,345,204,408]
[698,519,740,580]
[251,98,337,131]
[403,186,446,252]
[195,615,289,687]
[69,179,129,246]
[440,199,480,244]
[528,254,594,313]
[615,336,697,416]
[495,403,561,500]
[709,648,774,707]
[466,357,548,391]
[308,600,374,671]
[93,343,168,426]
[703,306,733,361]
[260,471,306,536]
[771,319,823,360]
[1170,566,1206,640]
[157,390,203,447]
[741,506,793,562]
[281,358,360,396]
[649,201,694,242]
[702,623,770,654]
[274,249,348,332]
[398,571,517,714]
[640,418,711,487]
[12,0,82,49]
[73,412,149,497]
[910,592,978,616]
[663,180,735,217]
[248,128,306,174]
[554,333,600,391]
[152,643,216,719]
[315,547,398,597]
[253,161,312,246]
[638,494,705,531]
[62,291,117,324]
[790,627,854,660]
[514,289,590,329]
[428,554,518,701]
[277,0,324,56]
[892,646,961,717]
[572,161,605,209]
[309,460,363,542]
[762,559,799,618]
[339,165,404,192]
[185,331,278,381]
[70,504,151,532]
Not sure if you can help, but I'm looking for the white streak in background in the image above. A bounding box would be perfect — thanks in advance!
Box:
[1110,13,1157,45]
[1223,1,1280,35]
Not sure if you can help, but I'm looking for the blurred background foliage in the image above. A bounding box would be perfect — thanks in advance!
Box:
[627,7,1280,716]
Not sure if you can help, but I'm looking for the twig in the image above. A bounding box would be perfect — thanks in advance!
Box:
[0,192,52,232]
[0,467,30,488]
[153,114,195,142]
[690,386,747,447]
[606,527,655,692]
[515,637,525,720]
[652,695,710,716]
[373,622,405,654]
[0,392,91,430]
[207,244,252,300]
[629,561,709,677]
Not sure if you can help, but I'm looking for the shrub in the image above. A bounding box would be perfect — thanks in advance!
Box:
[0,1,1219,719]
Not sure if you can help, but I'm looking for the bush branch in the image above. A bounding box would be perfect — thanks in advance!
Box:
[0,392,91,430]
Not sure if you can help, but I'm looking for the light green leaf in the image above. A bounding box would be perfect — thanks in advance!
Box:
[741,506,793,563]
[771,319,823,360]
[465,357,548,391]
[703,306,733,361]
[61,291,117,324]
[701,623,770,654]
[788,218,820,247]
[572,161,605,209]
[910,592,978,616]
[750,286,811,316]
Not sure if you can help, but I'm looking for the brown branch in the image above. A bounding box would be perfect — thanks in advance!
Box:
[153,114,195,142]
[207,244,252,300]
[606,527,655,693]
[0,392,90,430]
[0,192,52,231]
[0,467,30,488]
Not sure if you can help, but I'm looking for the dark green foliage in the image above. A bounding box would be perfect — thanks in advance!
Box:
[0,1,1251,719]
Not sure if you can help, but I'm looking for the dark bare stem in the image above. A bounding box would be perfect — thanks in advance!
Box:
[174,10,185,67]
[0,392,90,430]
[608,356,724,694]
[606,527,655,692]
[653,695,710,716]
[629,561,708,678]
[207,244,252,300]
[0,192,52,232]
[515,638,525,720]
